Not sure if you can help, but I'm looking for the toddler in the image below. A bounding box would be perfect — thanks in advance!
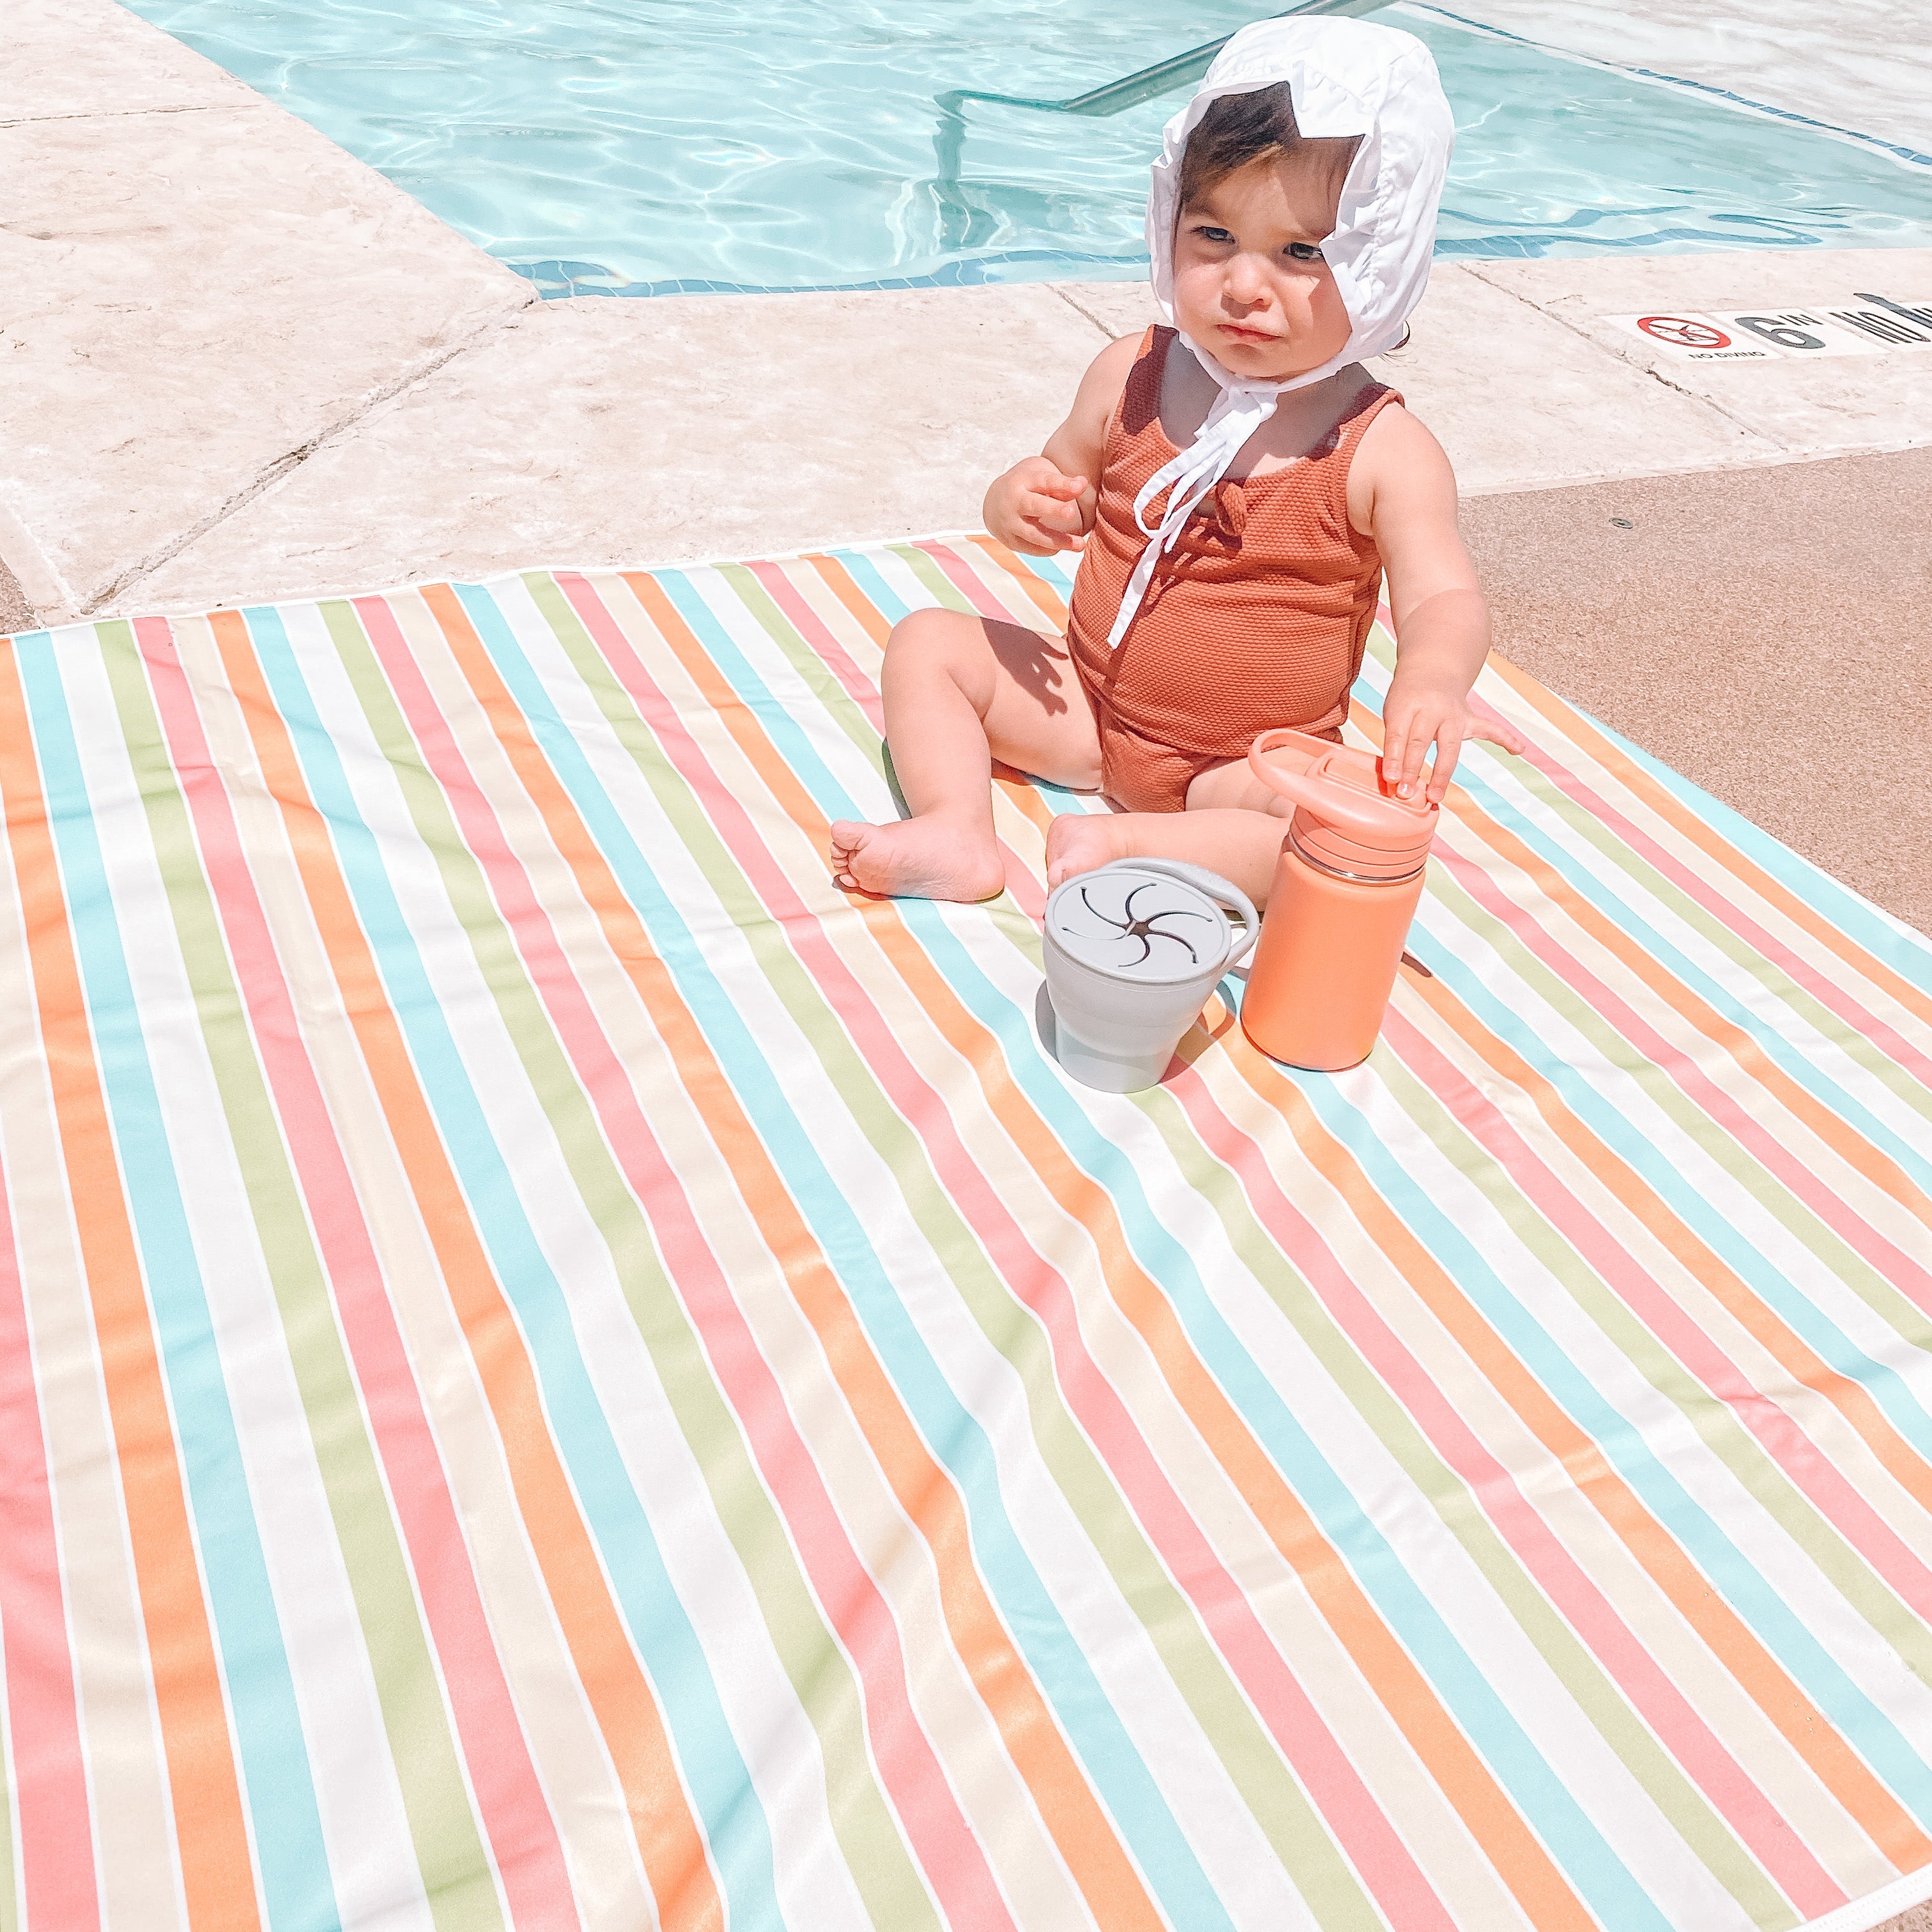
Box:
[830,18,1524,905]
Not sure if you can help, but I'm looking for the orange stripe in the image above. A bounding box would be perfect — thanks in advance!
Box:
[421,578,1169,1932]
[1407,966,1932,1524]
[1338,696,1931,1856]
[801,553,893,645]
[206,610,723,1932]
[0,642,262,1929]
[1349,698,1932,1262]
[1485,657,1932,1033]
[1222,1018,1932,1867]
[963,536,1073,633]
[618,571,1597,1932]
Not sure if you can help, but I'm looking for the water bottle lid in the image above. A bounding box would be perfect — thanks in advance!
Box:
[1249,732,1438,882]
[1044,864,1233,985]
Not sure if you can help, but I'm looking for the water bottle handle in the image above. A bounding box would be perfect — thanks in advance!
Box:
[1129,859,1259,970]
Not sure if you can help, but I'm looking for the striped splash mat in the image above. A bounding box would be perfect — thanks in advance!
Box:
[3,538,1931,1932]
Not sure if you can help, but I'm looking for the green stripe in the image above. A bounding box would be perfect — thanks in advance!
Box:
[101,622,502,1932]
[1127,1073,1793,1924]
[716,565,889,778]
[728,560,1781,1908]
[738,557,1806,1911]
[530,574,1384,1930]
[1422,865,1932,1659]
[317,599,940,1932]
[1361,629,1932,1135]
[1423,836,1926,1339]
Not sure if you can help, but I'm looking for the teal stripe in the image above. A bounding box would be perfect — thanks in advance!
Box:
[1438,744,1932,1197]
[594,567,1678,1929]
[1408,881,1932,1454]
[459,578,1246,1932]
[238,604,788,1929]
[1241,970,1932,1825]
[1522,692,1932,993]
[15,633,339,1929]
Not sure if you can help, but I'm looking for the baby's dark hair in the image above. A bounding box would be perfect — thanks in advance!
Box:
[1177,83,1302,208]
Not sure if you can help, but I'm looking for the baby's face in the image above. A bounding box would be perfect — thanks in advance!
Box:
[1170,143,1357,381]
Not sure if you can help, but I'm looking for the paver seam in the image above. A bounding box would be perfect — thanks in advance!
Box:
[82,294,538,617]
[1456,256,1787,451]
[1047,285,1130,340]
[0,103,241,128]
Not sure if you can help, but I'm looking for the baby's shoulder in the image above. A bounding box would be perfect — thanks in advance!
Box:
[1087,328,1149,397]
[1354,394,1449,473]
[1067,329,1150,440]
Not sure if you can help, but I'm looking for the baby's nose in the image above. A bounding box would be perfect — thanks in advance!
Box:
[1223,255,1273,303]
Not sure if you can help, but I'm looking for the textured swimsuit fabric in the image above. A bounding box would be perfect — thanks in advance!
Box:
[2,539,1931,1932]
[1067,325,1399,811]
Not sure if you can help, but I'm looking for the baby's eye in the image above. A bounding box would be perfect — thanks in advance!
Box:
[1193,224,1234,245]
[1285,241,1325,263]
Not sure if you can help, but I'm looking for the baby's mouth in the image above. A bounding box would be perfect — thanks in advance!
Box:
[1219,325,1276,346]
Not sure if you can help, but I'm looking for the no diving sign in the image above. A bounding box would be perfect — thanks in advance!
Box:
[1607,292,1932,362]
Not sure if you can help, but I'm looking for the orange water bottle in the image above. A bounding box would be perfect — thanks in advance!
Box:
[1241,727,1440,1072]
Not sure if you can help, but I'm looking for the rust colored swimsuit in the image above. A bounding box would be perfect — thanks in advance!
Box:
[1066,325,1400,813]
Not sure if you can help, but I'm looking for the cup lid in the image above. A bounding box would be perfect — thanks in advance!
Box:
[1045,866,1232,985]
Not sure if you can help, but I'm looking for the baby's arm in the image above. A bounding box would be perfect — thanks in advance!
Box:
[985,333,1140,555]
[1348,405,1527,802]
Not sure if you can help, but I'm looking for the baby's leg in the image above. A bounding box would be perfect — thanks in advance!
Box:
[1045,757,1289,906]
[831,608,1101,900]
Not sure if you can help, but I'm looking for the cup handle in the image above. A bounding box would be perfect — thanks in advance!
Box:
[1128,859,1259,970]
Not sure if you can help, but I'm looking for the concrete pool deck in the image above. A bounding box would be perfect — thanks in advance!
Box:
[4,0,1931,935]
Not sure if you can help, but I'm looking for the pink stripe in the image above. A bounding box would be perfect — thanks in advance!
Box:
[136,615,579,1931]
[1384,1004,1932,1622]
[359,590,1022,1932]
[670,562,1838,1905]
[1433,838,1932,1303]
[1464,689,1932,1080]
[558,573,1462,1932]
[914,540,1030,624]
[1154,1057,1844,1913]
[666,567,1048,921]
[0,1149,103,1930]
[743,562,883,729]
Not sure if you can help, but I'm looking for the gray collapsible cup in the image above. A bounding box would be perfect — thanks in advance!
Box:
[1041,859,1259,1093]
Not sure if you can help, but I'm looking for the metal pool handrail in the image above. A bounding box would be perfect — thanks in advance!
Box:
[935,0,1388,123]
[929,0,1387,252]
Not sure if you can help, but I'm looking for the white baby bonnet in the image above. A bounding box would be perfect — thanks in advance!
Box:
[1108,17,1455,648]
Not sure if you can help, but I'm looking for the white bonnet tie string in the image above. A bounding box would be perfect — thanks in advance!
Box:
[1107,16,1454,652]
[1106,375,1280,651]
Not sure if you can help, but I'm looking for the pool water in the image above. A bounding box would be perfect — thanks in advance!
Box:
[122,0,1932,294]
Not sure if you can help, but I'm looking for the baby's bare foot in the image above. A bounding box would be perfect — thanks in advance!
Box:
[829,816,1006,902]
[1045,811,1133,887]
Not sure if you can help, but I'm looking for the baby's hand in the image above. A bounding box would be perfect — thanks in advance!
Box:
[986,457,1096,556]
[1381,670,1528,805]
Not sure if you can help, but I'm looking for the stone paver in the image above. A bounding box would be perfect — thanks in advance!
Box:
[125,284,1114,609]
[3,0,250,118]
[1469,250,1932,462]
[1416,0,1932,158]
[117,249,1932,615]
[0,96,532,617]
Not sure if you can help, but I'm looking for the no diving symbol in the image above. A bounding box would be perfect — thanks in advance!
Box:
[1637,314,1731,348]
[1638,314,1731,349]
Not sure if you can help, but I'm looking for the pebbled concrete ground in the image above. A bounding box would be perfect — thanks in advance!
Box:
[1464,445,1932,933]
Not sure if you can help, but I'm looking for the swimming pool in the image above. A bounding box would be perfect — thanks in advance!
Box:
[121,0,1932,295]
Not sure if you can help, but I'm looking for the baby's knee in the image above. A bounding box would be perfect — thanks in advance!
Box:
[885,607,961,661]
